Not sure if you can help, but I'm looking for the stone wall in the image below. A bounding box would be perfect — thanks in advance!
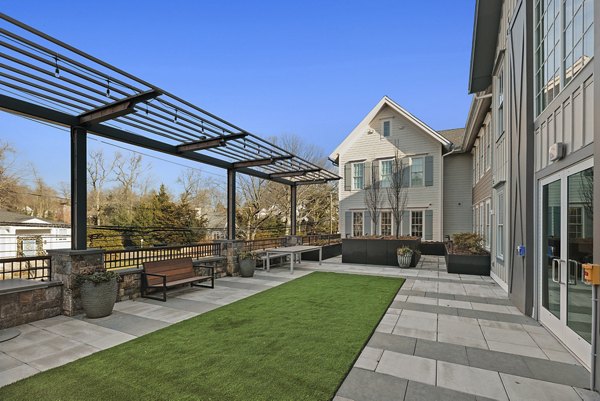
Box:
[0,284,63,329]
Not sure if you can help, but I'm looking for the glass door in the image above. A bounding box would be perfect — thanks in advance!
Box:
[538,159,593,368]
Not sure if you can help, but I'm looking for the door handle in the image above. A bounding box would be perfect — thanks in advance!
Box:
[552,258,561,283]
[568,259,578,285]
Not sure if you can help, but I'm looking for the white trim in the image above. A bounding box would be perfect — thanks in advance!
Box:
[351,162,365,190]
[329,96,451,160]
[379,158,393,188]
[490,270,509,292]
[409,156,425,188]
[410,210,425,239]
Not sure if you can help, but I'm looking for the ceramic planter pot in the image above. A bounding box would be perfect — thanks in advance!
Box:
[397,253,413,268]
[239,258,255,277]
[80,278,118,318]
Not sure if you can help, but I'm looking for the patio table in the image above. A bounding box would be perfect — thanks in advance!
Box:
[264,245,322,274]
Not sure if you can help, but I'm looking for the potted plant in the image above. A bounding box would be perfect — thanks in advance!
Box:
[77,270,120,318]
[239,251,257,277]
[397,246,413,268]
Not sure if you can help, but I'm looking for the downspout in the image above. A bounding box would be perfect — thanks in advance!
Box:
[592,284,598,390]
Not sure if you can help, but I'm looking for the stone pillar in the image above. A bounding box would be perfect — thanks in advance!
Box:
[47,249,104,316]
[215,240,244,276]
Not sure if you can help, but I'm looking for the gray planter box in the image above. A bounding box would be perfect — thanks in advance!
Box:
[444,245,491,276]
[342,238,421,267]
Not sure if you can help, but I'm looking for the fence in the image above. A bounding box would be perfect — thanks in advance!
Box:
[104,242,221,270]
[242,237,286,252]
[0,256,51,281]
[301,234,341,245]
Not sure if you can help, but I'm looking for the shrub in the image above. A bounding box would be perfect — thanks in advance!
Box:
[451,232,487,255]
[396,246,413,256]
[76,270,120,285]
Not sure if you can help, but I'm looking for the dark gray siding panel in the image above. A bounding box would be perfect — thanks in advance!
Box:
[425,155,434,186]
[507,0,534,315]
[425,210,433,240]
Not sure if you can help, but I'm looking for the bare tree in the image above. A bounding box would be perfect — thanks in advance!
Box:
[364,163,381,236]
[113,152,151,222]
[0,142,22,209]
[88,149,115,225]
[387,152,409,238]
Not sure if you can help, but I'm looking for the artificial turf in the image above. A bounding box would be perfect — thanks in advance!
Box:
[0,272,403,401]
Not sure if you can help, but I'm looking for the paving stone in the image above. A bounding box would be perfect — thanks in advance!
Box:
[465,347,534,378]
[480,326,538,347]
[437,360,508,400]
[28,342,99,371]
[391,301,458,316]
[486,340,549,359]
[404,380,481,401]
[78,311,170,337]
[523,356,590,388]
[336,368,408,401]
[354,346,383,371]
[375,350,436,385]
[457,308,538,326]
[0,364,39,387]
[0,352,22,372]
[500,372,583,401]
[414,339,468,365]
[367,333,416,355]
[139,297,220,314]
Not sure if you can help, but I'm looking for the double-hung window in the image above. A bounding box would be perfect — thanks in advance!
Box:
[485,199,491,249]
[411,211,423,238]
[381,211,392,236]
[382,120,391,137]
[352,162,364,190]
[410,157,424,187]
[380,159,393,188]
[497,190,505,259]
[352,212,363,237]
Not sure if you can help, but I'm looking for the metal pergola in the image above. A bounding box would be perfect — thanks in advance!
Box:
[0,13,340,249]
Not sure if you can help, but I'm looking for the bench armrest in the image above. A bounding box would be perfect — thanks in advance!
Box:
[141,272,167,286]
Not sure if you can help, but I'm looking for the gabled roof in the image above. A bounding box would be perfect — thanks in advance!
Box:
[468,0,502,93]
[329,96,452,163]
[438,128,466,150]
[0,209,52,224]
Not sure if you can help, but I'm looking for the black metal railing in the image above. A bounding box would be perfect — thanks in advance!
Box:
[301,234,341,246]
[104,242,221,270]
[0,256,52,281]
[242,237,287,252]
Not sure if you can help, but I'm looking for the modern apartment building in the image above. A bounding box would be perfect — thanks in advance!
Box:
[469,0,599,379]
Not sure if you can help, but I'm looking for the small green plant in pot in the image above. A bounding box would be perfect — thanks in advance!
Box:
[76,270,120,318]
[396,246,413,268]
[238,251,258,277]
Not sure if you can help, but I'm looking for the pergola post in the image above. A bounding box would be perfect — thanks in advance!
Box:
[70,126,87,250]
[227,168,236,240]
[290,184,297,236]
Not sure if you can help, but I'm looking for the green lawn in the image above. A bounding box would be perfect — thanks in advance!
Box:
[0,272,403,401]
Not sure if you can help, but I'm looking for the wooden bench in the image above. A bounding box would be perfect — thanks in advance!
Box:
[141,257,214,302]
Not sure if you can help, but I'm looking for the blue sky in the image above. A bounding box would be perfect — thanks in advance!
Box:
[1,0,475,192]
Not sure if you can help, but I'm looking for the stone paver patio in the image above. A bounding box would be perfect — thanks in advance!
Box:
[308,256,600,401]
[1,254,600,401]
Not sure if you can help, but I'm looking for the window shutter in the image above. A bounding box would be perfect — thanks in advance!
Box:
[364,211,371,235]
[371,160,379,186]
[364,161,371,188]
[402,163,410,188]
[402,211,410,236]
[344,211,352,237]
[425,156,434,186]
[344,163,351,191]
[425,210,433,240]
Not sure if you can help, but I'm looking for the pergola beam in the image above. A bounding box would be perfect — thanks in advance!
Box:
[295,179,328,185]
[232,156,293,169]
[177,132,248,153]
[78,89,160,125]
[269,168,320,179]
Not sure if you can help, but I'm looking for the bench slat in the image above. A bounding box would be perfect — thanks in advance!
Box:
[147,275,212,288]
